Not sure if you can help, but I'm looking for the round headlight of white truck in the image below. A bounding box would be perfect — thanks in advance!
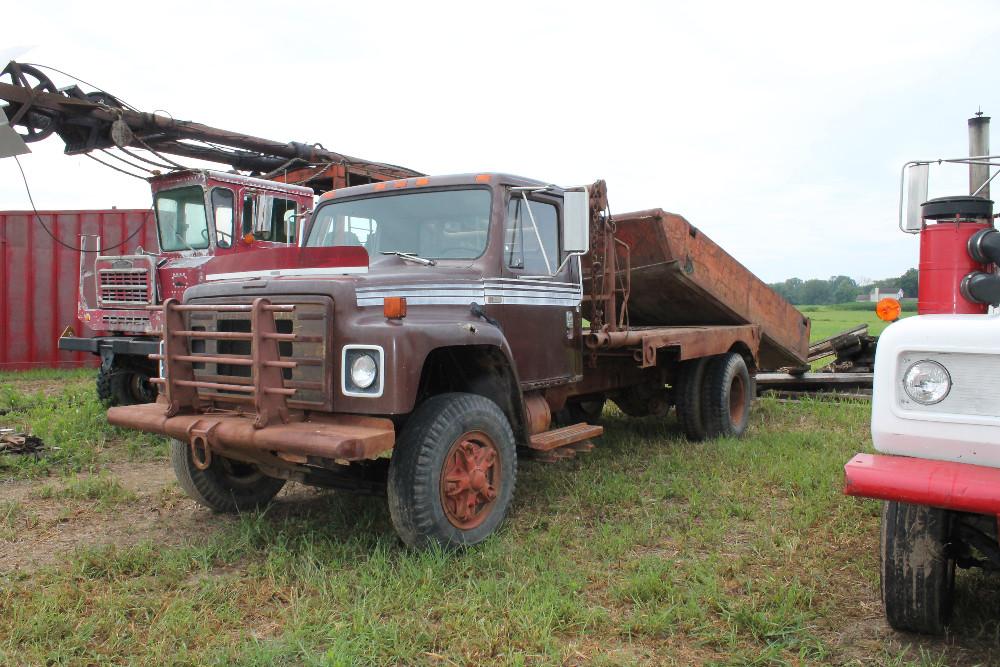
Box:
[350,353,378,389]
[902,359,951,405]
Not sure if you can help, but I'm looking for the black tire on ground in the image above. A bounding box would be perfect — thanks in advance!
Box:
[674,357,709,441]
[701,352,752,439]
[97,362,157,406]
[881,501,956,634]
[387,392,517,549]
[170,439,285,513]
[96,366,114,404]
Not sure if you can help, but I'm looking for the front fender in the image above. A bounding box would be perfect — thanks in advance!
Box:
[334,310,517,415]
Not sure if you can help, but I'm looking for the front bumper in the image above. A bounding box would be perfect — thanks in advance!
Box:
[844,452,1000,515]
[58,336,160,357]
[108,401,395,462]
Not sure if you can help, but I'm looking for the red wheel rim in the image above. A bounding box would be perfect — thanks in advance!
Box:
[439,430,501,530]
[729,374,747,424]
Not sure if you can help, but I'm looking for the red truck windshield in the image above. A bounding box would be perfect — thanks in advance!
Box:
[306,188,491,260]
[155,186,210,251]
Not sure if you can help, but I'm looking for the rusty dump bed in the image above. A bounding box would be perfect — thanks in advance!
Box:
[607,209,810,369]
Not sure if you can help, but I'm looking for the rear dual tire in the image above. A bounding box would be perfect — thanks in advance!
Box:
[675,352,752,440]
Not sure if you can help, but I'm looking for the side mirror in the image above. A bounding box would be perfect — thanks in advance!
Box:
[563,188,590,254]
[904,163,929,232]
[287,209,312,247]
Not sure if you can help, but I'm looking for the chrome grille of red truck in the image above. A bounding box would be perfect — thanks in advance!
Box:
[98,268,153,306]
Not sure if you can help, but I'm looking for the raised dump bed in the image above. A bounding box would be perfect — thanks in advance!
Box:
[602,208,810,370]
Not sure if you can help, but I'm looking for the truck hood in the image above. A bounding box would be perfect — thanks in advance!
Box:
[183,251,485,305]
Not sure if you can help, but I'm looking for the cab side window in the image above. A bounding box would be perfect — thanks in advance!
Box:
[211,188,235,248]
[504,197,559,274]
[241,193,255,237]
[268,197,298,243]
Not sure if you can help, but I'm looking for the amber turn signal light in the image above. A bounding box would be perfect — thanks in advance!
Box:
[384,296,407,319]
[876,297,901,322]
[242,232,255,245]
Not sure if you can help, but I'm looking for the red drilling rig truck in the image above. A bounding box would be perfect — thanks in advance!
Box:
[0,61,420,403]
[845,113,1000,634]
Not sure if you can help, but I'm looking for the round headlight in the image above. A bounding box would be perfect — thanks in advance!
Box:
[902,359,951,405]
[350,353,378,389]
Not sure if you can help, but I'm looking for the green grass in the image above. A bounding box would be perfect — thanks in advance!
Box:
[2,370,997,665]
[799,304,915,342]
[0,500,35,542]
[2,381,997,665]
[0,370,167,479]
[36,472,137,509]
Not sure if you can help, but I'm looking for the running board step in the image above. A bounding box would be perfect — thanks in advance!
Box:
[529,423,604,451]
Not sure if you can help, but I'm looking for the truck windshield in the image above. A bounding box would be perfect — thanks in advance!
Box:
[306,189,491,260]
[156,186,210,251]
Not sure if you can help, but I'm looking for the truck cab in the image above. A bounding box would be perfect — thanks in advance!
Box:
[59,169,313,405]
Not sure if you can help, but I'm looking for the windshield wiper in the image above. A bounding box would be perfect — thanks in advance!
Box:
[172,232,195,252]
[380,251,436,266]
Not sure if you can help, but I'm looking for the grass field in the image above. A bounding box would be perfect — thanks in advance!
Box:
[2,357,998,664]
[797,305,913,342]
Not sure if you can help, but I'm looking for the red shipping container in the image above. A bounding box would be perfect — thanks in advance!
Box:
[0,209,156,370]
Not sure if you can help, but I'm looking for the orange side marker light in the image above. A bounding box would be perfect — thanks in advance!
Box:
[384,296,407,319]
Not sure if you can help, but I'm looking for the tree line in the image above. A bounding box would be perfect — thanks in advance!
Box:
[768,268,918,305]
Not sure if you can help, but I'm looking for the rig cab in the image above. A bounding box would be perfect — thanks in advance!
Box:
[844,113,1000,634]
[59,169,313,405]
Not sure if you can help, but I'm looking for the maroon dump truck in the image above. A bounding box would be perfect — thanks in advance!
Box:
[107,174,809,548]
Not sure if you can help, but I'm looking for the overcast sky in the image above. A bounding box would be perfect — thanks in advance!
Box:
[3,1,999,283]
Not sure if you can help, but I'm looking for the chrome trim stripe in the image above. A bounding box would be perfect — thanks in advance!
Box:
[355,279,582,307]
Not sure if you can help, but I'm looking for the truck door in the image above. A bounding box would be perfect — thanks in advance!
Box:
[495,192,583,386]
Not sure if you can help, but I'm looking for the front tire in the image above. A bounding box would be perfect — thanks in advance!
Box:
[170,439,285,513]
[388,393,517,549]
[881,501,955,634]
[98,361,157,406]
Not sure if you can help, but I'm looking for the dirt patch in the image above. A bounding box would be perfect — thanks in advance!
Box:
[0,461,324,573]
[2,378,86,398]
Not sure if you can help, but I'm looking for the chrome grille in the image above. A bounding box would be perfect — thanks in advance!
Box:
[101,313,151,329]
[188,297,332,410]
[98,268,152,306]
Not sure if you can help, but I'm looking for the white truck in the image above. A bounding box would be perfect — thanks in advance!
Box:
[844,113,1000,634]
